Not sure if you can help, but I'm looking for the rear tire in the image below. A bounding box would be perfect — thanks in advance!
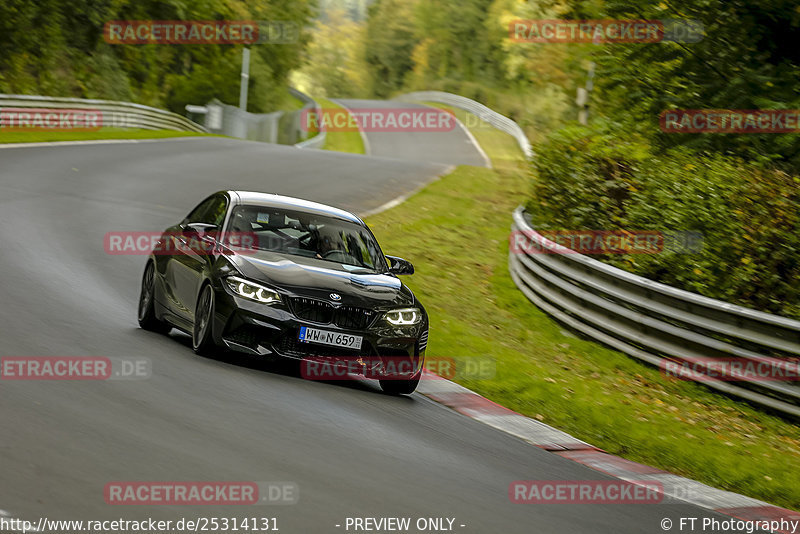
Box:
[138,262,171,334]
[192,284,216,355]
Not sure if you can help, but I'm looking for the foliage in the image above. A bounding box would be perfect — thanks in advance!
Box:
[522,0,800,318]
[528,122,800,319]
[563,0,800,168]
[295,9,369,98]
[0,0,314,113]
[364,0,514,96]
[360,0,578,139]
[363,0,419,97]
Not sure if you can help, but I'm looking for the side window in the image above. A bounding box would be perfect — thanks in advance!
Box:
[184,195,228,226]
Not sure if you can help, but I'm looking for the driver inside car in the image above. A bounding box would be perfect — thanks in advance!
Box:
[315,226,342,259]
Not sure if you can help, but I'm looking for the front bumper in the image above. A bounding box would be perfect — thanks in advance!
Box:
[213,284,427,377]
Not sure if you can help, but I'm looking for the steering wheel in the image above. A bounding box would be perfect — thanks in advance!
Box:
[322,250,352,263]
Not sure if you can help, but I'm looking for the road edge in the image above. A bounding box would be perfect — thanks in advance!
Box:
[0,136,211,150]
[416,372,800,532]
[358,165,455,219]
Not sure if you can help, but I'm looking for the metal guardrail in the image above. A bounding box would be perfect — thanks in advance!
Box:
[395,90,533,159]
[291,88,325,149]
[203,99,282,142]
[509,206,800,418]
[0,94,207,133]
[294,127,326,149]
[200,88,325,148]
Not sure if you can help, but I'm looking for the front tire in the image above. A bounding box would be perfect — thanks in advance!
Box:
[138,262,171,334]
[380,375,420,395]
[192,284,216,355]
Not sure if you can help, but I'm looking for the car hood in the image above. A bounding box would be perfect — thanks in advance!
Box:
[227,252,415,308]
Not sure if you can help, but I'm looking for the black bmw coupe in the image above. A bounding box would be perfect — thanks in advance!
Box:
[137,191,428,394]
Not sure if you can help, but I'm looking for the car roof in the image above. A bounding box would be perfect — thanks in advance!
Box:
[226,191,364,225]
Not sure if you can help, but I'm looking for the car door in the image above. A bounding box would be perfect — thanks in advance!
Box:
[165,194,229,321]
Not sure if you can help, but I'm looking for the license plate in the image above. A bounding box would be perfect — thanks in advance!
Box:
[298,327,363,350]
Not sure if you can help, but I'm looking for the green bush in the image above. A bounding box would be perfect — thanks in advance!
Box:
[528,122,800,320]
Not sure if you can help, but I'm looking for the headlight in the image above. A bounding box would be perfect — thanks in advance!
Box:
[225,276,281,304]
[383,308,421,325]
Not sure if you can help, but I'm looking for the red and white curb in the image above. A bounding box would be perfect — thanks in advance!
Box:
[417,371,800,533]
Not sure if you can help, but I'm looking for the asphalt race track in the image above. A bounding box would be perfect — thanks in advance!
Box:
[333,99,489,167]
[0,114,731,533]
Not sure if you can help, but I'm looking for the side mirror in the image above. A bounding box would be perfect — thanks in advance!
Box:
[183,223,218,238]
[386,255,414,275]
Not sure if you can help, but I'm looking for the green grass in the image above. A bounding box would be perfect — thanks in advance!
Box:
[366,111,800,511]
[315,97,366,155]
[0,128,218,144]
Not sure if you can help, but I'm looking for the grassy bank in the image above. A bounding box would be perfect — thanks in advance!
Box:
[0,128,217,144]
[365,110,800,510]
[315,97,365,155]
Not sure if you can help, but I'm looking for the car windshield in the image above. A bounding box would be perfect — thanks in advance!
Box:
[226,205,388,273]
